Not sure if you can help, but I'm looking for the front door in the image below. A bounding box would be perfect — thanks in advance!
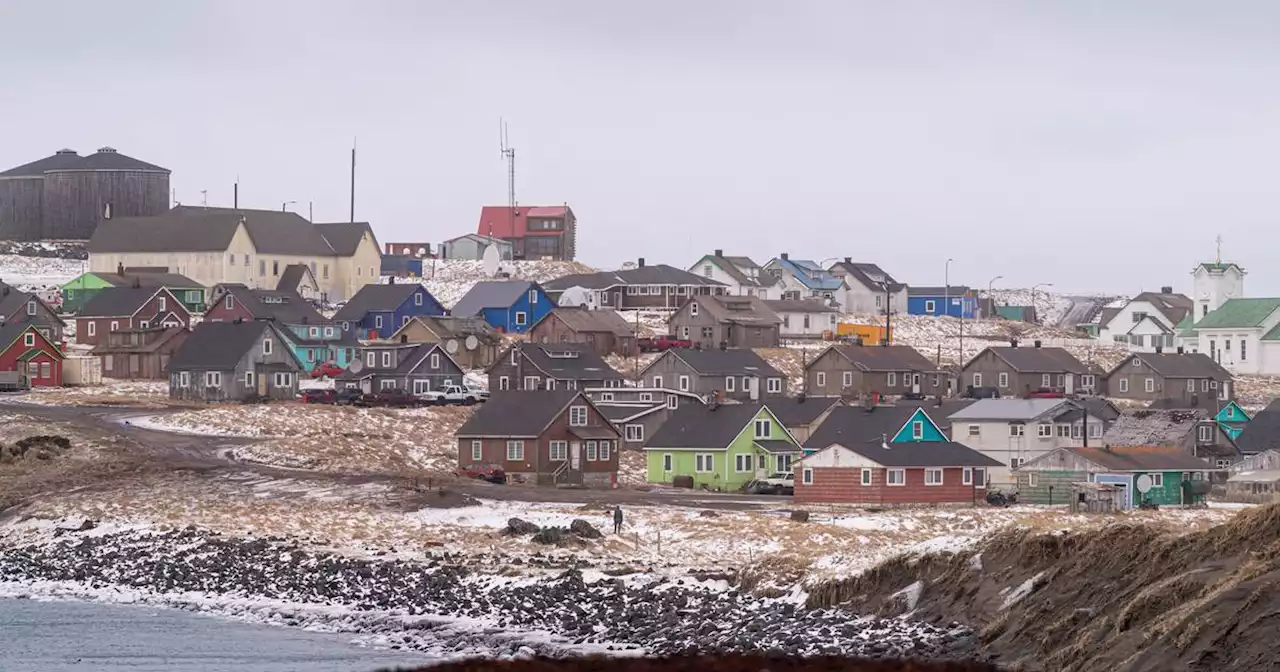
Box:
[257,371,268,396]
[912,373,921,394]
[570,441,581,470]
[1065,374,1074,395]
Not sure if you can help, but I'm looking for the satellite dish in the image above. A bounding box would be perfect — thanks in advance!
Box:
[349,359,364,374]
[465,335,479,350]
[445,339,459,354]
[1135,474,1154,494]
[482,245,500,277]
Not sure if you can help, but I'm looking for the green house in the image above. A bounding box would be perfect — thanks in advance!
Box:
[1215,400,1251,440]
[1015,446,1217,508]
[644,402,800,491]
[62,269,206,315]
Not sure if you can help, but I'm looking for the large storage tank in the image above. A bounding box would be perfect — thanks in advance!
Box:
[0,149,81,241]
[41,147,170,240]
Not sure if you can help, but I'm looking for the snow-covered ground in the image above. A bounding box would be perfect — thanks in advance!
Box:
[986,288,1075,326]
[9,379,170,407]
[405,259,596,309]
[0,254,85,290]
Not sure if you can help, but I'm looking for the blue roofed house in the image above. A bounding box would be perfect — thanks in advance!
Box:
[762,254,849,307]
[334,282,446,340]
[205,285,358,373]
[450,281,552,334]
[907,286,979,318]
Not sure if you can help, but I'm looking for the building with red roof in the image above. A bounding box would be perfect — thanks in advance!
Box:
[476,205,576,261]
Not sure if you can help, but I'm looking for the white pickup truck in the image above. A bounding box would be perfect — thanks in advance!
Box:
[747,472,795,495]
[419,384,489,405]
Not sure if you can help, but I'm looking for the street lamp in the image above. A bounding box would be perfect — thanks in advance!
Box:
[944,258,954,318]
[987,275,1003,319]
[1032,282,1054,324]
[282,200,298,212]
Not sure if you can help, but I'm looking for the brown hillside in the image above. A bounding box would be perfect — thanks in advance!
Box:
[386,658,999,672]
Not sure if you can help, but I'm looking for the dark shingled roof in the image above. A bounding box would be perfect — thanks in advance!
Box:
[1062,446,1213,471]
[0,322,44,351]
[55,147,168,172]
[89,206,334,256]
[1233,399,1280,455]
[519,342,623,380]
[974,346,1088,374]
[451,281,542,318]
[98,269,203,290]
[275,264,314,293]
[333,284,422,322]
[820,344,937,372]
[828,261,905,293]
[544,265,725,291]
[455,390,585,437]
[78,287,171,318]
[539,308,634,336]
[314,222,376,256]
[812,439,1002,469]
[691,296,781,326]
[1107,352,1232,379]
[0,149,84,178]
[0,289,43,319]
[660,348,783,377]
[219,286,327,325]
[765,396,842,427]
[804,404,924,450]
[168,321,278,371]
[645,403,773,449]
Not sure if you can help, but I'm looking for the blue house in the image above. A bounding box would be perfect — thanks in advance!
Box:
[334,282,446,340]
[907,286,979,319]
[450,281,552,334]
[205,285,359,373]
[762,255,848,304]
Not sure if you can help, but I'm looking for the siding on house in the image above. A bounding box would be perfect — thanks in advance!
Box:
[796,466,985,505]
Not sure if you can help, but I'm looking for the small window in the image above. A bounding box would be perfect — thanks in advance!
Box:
[549,441,567,461]
[639,392,653,402]
[695,453,715,473]
[972,373,982,387]
[1037,423,1052,437]
[1144,378,1155,393]
[663,453,673,471]
[414,292,423,306]
[382,352,392,367]
[726,376,736,392]
[498,376,510,390]
[528,289,537,305]
[816,372,826,387]
[23,333,34,347]
[274,372,293,387]
[524,376,539,389]
[309,327,320,338]
[402,316,410,327]
[911,421,924,440]
[1041,374,1051,388]
[1150,473,1164,488]
[585,441,598,461]
[842,371,853,388]
[678,375,690,392]
[158,296,166,312]
[375,315,383,329]
[430,353,441,369]
[998,372,1008,388]
[514,311,528,326]
[861,468,872,486]
[26,300,36,316]
[179,371,190,387]
[506,440,525,461]
[924,300,936,314]
[1027,472,1039,487]
[110,320,118,332]
[802,468,813,485]
[569,405,589,426]
[205,371,222,387]
[667,395,678,409]
[1198,425,1213,442]
[245,371,254,387]
[690,302,699,317]
[263,339,273,355]
[1010,424,1025,437]
[1187,379,1196,392]
[341,321,350,332]
[968,424,980,436]
[1010,457,1023,469]
[1119,379,1129,393]
[599,392,615,402]
[963,468,973,485]
[767,378,782,394]
[86,322,96,337]
[734,454,753,472]
[924,468,943,485]
[753,418,772,438]
[887,372,896,387]
[225,295,235,310]
[625,424,644,442]
[886,469,905,486]
[546,379,557,390]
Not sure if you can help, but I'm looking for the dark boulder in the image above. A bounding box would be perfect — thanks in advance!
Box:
[569,519,603,539]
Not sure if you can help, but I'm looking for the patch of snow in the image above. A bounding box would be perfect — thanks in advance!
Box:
[1000,571,1046,610]
[891,581,924,611]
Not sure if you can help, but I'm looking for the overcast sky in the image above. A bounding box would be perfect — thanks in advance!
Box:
[3,1,1279,294]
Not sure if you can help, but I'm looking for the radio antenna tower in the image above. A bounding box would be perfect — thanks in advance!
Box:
[499,118,516,238]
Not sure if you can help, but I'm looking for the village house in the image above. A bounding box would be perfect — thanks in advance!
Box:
[167,320,304,402]
[488,342,624,392]
[205,285,356,373]
[1180,297,1280,375]
[476,205,577,261]
[764,396,843,443]
[796,403,1000,505]
[583,387,706,451]
[761,255,849,306]
[946,398,1119,488]
[88,206,381,303]
[0,323,64,387]
[1096,287,1192,351]
[1214,400,1251,440]
[543,261,726,312]
[275,263,321,300]
[826,259,908,316]
[1232,399,1280,456]
[1014,446,1214,508]
[61,266,206,315]
[961,342,1094,397]
[1101,408,1239,468]
[440,233,513,261]
[668,295,782,349]
[1224,449,1280,503]
[804,343,946,399]
[1101,351,1233,409]
[455,390,620,486]
[383,242,434,258]
[450,281,553,335]
[0,287,63,343]
[337,342,465,395]
[687,251,779,299]
[528,307,635,357]
[91,327,189,380]
[762,299,838,339]
[74,286,190,348]
[380,255,424,279]
[640,348,786,401]
[907,286,979,319]
[643,403,800,490]
[386,316,503,370]
[334,282,445,339]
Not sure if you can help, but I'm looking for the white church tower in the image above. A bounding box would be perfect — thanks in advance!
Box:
[1191,236,1245,322]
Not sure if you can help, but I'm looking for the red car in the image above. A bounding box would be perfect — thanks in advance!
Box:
[310,362,345,378]
[301,389,337,404]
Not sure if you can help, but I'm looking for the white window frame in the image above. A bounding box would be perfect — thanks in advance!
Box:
[625,424,644,442]
[546,379,557,390]
[962,468,973,485]
[1145,377,1155,393]
[599,440,611,461]
[225,295,234,310]
[205,371,221,387]
[244,371,254,387]
[471,440,483,461]
[816,372,826,387]
[1119,379,1129,393]
[887,372,896,387]
[639,392,653,402]
[569,405,589,427]
[514,311,528,326]
[695,453,715,473]
[263,338,273,356]
[273,372,293,388]
[110,320,119,332]
[179,371,190,387]
[967,424,980,437]
[842,371,853,388]
[86,322,96,337]
[599,392,614,401]
[380,379,396,390]
[860,468,872,486]
[382,351,393,368]
[998,372,1008,388]
[549,440,567,461]
[666,394,678,409]
[1187,378,1196,392]
[157,296,166,312]
[663,453,673,471]
[802,468,813,485]
[1037,423,1052,437]
[524,376,539,390]
[375,315,383,329]
[1198,425,1213,442]
[506,440,525,461]
[924,468,943,486]
[1027,472,1039,487]
[1042,374,1051,388]
[414,292,423,306]
[725,376,736,392]
[972,373,982,387]
[753,418,772,439]
[912,421,924,440]
[678,375,690,392]
[1202,379,1210,392]
[26,300,36,316]
[1150,473,1164,488]
[734,453,753,473]
[1010,424,1025,437]
[767,378,782,394]
[886,469,906,486]
[924,300,936,314]
[690,302,699,317]
[585,441,598,461]
[430,353,441,369]
[498,376,510,390]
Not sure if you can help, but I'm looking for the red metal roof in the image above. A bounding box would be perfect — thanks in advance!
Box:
[476,206,569,238]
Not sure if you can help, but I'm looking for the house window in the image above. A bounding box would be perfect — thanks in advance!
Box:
[223,294,236,311]
[1027,472,1039,487]
[402,316,410,327]
[1057,425,1070,438]
[585,441,598,461]
[259,260,266,276]
[663,454,673,471]
[515,312,527,326]
[1242,340,1247,361]
[1187,379,1196,392]
[691,302,699,317]
[776,454,792,472]
[179,371,189,387]
[323,264,329,280]
[1037,423,1052,437]
[375,315,383,329]
[309,327,320,338]
[912,421,924,440]
[703,264,713,278]
[274,372,293,387]
[599,441,613,462]
[924,300,936,314]
[414,293,423,306]
[753,418,772,438]
[1150,473,1164,488]
[569,405,589,426]
[1216,459,1231,469]
[1041,374,1051,388]
[86,322,96,337]
[110,320,118,332]
[861,469,872,486]
[546,379,557,390]
[524,376,539,389]
[1089,423,1101,438]
[767,378,782,394]
[1198,425,1213,442]
[925,469,943,485]
[695,454,714,473]
[667,395,678,409]
[506,440,525,461]
[734,454,753,472]
[1119,379,1129,393]
[1145,378,1155,392]
[205,371,222,387]
[413,380,431,395]
[802,468,813,485]
[324,327,333,337]
[1202,379,1210,392]
[625,424,644,442]
[639,392,653,402]
[887,372,896,387]
[382,352,392,367]
[40,362,50,379]
[726,376,736,392]
[158,296,166,312]
[816,372,826,387]
[26,362,37,378]
[365,351,376,367]
[245,371,255,387]
[549,441,567,461]
[262,339,273,356]
[1056,374,1065,387]
[341,321,350,332]
[972,373,982,387]
[139,321,149,329]
[499,376,510,390]
[678,375,690,392]
[963,468,973,485]
[471,440,484,461]
[998,372,1008,388]
[1072,424,1082,439]
[357,266,363,277]
[1010,424,1025,437]
[1081,375,1094,389]
[430,353,441,369]
[528,289,538,305]
[701,326,713,338]
[886,469,905,486]
[842,371,853,388]
[967,424,980,437]
[1010,457,1023,469]
[26,300,36,316]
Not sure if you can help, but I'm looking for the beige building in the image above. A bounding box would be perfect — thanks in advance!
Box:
[88,206,380,303]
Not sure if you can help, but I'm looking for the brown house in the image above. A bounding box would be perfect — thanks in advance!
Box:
[75,286,190,347]
[961,342,1092,398]
[91,327,190,379]
[804,344,947,399]
[542,260,726,311]
[668,295,781,349]
[529,307,636,357]
[385,316,503,369]
[488,342,625,391]
[1103,351,1233,410]
[0,287,64,343]
[454,390,621,486]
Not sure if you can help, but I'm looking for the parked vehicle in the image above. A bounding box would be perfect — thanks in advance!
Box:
[965,385,1001,399]
[310,362,344,378]
[986,489,1018,506]
[745,472,795,495]
[638,335,693,353]
[419,384,489,405]
[1027,388,1066,399]
[335,387,363,405]
[457,465,506,485]
[301,389,336,404]
[357,388,420,408]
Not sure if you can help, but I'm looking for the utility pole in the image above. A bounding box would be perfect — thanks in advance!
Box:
[500,119,516,239]
[883,284,891,346]
[944,258,953,318]
[349,139,357,223]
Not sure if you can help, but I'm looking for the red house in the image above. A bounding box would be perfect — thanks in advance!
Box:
[476,205,577,261]
[75,287,190,347]
[0,323,64,387]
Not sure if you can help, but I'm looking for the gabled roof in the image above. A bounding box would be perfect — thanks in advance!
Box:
[276,264,317,293]
[477,205,572,239]
[1195,298,1280,330]
[1119,292,1193,327]
[1053,446,1212,472]
[1233,400,1280,455]
[815,344,936,372]
[543,266,724,292]
[333,284,425,322]
[766,258,846,291]
[1195,261,1245,274]
[968,346,1088,374]
[687,295,781,326]
[510,342,624,380]
[645,403,785,449]
[762,299,837,314]
[451,281,542,318]
[907,286,972,297]
[947,398,1074,422]
[314,222,377,256]
[168,320,294,371]
[0,289,51,320]
[0,323,57,356]
[390,315,501,344]
[393,343,460,376]
[78,286,172,318]
[1125,314,1173,335]
[1096,307,1121,328]
[1052,398,1121,423]
[595,402,667,423]
[804,404,938,450]
[764,396,842,427]
[90,326,187,355]
[537,307,633,337]
[89,206,335,256]
[646,348,783,378]
[801,440,1001,469]
[96,269,204,290]
[692,254,777,289]
[1101,409,1210,447]
[828,261,905,293]
[1106,352,1231,380]
[455,390,591,438]
[216,286,327,325]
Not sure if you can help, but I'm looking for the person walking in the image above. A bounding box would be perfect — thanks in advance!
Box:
[612,505,624,534]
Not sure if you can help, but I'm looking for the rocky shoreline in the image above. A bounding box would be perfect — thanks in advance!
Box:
[0,525,976,661]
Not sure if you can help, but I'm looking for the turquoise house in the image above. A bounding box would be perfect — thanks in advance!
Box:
[1215,401,1251,440]
[204,285,357,373]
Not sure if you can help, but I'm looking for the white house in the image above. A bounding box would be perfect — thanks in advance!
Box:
[688,251,778,299]
[1097,288,1193,352]
[761,255,849,305]
[762,299,838,339]
[827,259,908,316]
[1174,259,1280,375]
[948,398,1114,488]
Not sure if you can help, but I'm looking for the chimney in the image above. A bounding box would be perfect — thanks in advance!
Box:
[1161,285,1172,294]
[714,249,723,257]
[117,262,125,276]
[1177,346,1185,354]
[780,253,789,261]
[843,257,851,264]
[1034,340,1042,348]
[638,258,645,268]
[1009,338,1019,348]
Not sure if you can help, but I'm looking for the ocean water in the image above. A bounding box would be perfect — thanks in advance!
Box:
[0,598,435,672]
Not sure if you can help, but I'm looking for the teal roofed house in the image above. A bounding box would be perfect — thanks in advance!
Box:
[890,407,949,443]
[1216,401,1251,440]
